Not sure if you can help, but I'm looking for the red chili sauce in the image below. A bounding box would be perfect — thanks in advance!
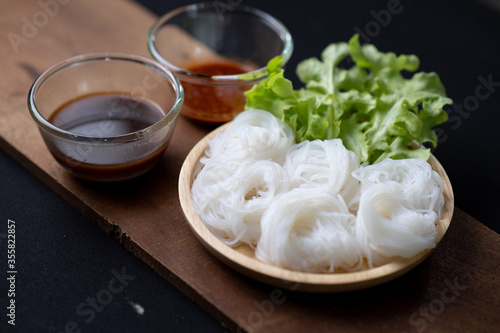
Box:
[181,60,257,124]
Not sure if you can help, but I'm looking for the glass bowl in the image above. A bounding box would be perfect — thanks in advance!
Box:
[148,2,293,124]
[27,52,184,182]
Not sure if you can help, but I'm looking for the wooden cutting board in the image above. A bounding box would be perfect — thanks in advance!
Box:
[1,1,499,332]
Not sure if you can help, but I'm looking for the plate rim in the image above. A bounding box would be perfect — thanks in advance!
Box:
[178,122,454,293]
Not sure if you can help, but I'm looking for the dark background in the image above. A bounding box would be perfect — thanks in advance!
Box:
[1,0,499,332]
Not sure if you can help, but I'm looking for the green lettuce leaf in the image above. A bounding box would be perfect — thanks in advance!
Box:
[244,34,452,164]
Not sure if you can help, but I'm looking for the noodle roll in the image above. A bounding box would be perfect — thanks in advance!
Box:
[352,158,444,215]
[202,109,295,165]
[192,159,289,247]
[283,139,360,208]
[355,183,438,267]
[256,189,362,272]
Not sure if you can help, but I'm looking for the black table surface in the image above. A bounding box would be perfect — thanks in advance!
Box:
[1,0,499,332]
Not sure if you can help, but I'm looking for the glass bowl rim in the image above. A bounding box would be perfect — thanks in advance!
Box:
[27,52,184,143]
[147,2,294,85]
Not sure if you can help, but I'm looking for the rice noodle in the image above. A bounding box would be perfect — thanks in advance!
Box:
[191,110,445,272]
[283,139,360,209]
[255,189,363,272]
[352,158,444,216]
[352,158,444,267]
[192,159,289,247]
[201,109,295,165]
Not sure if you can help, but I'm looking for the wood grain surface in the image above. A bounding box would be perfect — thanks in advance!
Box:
[1,1,499,332]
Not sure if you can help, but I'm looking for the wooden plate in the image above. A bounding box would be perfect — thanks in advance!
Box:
[178,123,454,293]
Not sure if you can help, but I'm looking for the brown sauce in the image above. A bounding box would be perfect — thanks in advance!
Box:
[51,140,170,182]
[48,93,169,181]
[49,93,165,135]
